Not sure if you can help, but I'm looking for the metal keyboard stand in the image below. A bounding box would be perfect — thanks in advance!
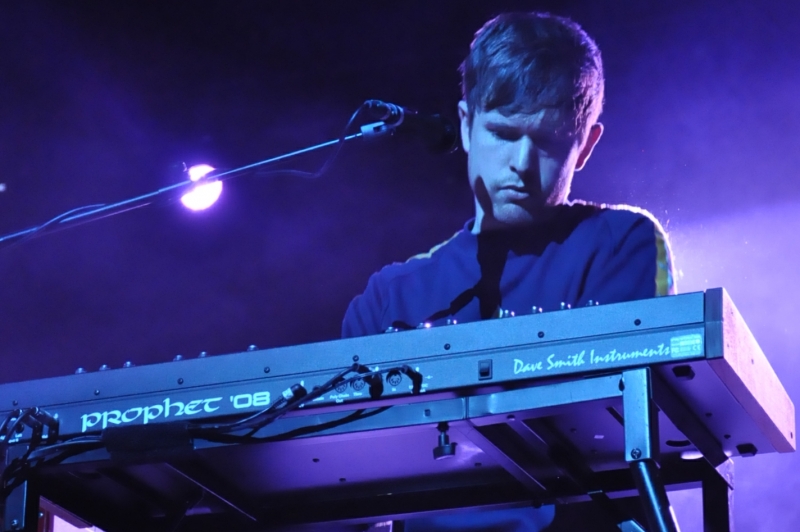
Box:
[1,476,38,532]
[623,368,678,532]
[624,366,733,532]
[466,367,732,532]
[1,367,735,532]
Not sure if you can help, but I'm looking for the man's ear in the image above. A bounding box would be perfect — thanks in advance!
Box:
[575,123,603,171]
[458,100,471,154]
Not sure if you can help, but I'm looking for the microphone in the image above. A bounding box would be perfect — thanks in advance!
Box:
[361,99,458,153]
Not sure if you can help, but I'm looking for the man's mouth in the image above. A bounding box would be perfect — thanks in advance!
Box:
[498,186,530,201]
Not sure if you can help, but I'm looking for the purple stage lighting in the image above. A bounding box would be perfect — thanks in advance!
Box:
[181,164,222,211]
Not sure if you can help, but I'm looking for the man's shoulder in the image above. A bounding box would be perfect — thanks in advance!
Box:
[567,200,667,240]
[569,200,675,296]
[372,227,470,284]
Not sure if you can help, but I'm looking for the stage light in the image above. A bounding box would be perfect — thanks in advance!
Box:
[188,164,215,182]
[181,164,222,211]
[181,181,222,211]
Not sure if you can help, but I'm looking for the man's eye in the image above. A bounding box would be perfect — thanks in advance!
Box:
[539,140,572,156]
[491,129,519,141]
[536,141,556,153]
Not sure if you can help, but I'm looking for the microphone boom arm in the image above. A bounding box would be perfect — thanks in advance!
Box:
[0,98,456,247]
[0,132,365,247]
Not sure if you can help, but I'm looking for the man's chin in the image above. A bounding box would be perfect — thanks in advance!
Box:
[475,201,563,232]
[492,203,543,226]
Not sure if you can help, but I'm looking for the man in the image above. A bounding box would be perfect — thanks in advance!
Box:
[343,11,675,531]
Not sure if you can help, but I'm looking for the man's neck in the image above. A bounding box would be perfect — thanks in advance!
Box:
[471,206,565,234]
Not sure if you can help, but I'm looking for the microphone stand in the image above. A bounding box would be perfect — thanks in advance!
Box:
[0,131,370,246]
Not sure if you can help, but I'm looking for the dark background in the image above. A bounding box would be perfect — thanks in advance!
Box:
[1,1,798,529]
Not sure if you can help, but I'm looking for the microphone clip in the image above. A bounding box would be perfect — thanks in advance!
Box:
[360,100,405,138]
[358,99,458,153]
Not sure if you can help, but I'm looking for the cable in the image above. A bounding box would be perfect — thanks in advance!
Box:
[0,407,73,498]
[0,438,104,499]
[262,406,391,442]
[191,361,421,441]
[198,406,392,445]
[0,203,108,252]
[191,364,355,434]
[213,101,370,183]
[26,437,104,461]
[0,360,422,499]
[0,409,25,444]
[307,102,370,179]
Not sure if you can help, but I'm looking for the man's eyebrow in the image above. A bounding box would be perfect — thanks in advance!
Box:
[483,117,524,129]
[485,121,517,129]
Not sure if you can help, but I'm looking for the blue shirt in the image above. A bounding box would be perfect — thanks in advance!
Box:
[344,202,675,338]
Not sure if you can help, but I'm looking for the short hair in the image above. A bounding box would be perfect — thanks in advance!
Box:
[460,12,605,139]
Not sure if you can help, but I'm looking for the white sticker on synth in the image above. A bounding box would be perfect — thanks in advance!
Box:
[670,334,703,358]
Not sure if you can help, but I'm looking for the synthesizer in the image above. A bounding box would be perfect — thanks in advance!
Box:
[0,288,793,457]
[0,288,795,532]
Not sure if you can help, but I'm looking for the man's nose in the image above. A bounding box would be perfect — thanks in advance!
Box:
[510,137,536,175]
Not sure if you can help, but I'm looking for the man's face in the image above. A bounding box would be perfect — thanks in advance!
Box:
[458,101,602,233]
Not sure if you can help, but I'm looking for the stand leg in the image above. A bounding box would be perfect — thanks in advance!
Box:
[630,460,679,532]
[2,479,39,532]
[702,460,733,532]
[619,519,647,532]
[622,369,679,532]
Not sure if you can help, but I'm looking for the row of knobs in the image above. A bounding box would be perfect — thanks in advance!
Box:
[386,300,601,333]
[74,344,263,374]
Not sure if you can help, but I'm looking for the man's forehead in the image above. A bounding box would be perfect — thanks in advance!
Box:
[477,107,578,137]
